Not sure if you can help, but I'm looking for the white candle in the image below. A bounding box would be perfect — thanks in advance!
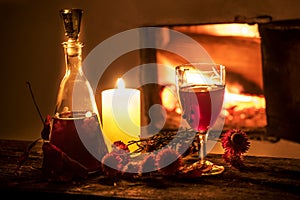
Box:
[101,78,141,152]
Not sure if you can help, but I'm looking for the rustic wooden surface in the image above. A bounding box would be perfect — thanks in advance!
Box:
[0,139,299,199]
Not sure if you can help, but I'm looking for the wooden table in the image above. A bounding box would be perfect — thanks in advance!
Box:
[0,139,299,199]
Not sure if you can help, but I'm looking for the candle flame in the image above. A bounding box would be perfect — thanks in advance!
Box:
[117,78,125,89]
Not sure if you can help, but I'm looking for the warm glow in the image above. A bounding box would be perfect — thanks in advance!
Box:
[183,68,221,86]
[185,71,206,85]
[174,23,260,38]
[224,83,266,117]
[117,78,125,89]
[223,84,267,128]
[102,77,141,152]
[157,23,264,128]
[224,89,265,110]
[161,86,181,113]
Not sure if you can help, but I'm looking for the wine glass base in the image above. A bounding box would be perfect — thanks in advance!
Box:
[202,160,225,176]
[190,160,225,176]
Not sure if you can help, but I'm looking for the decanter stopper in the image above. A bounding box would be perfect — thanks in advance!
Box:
[60,8,83,41]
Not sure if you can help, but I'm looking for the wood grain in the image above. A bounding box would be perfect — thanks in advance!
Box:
[0,139,299,199]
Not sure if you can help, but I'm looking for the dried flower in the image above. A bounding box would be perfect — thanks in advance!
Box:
[140,154,157,174]
[222,129,250,154]
[221,129,250,170]
[222,152,245,170]
[156,148,183,176]
[101,152,123,177]
[111,140,131,166]
[121,162,141,178]
[113,140,130,152]
[101,141,131,177]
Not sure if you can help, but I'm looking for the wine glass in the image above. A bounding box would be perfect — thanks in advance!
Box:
[175,63,226,175]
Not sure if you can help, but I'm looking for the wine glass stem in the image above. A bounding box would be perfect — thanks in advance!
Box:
[198,133,207,165]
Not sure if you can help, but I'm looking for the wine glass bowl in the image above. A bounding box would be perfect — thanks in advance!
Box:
[175,63,226,175]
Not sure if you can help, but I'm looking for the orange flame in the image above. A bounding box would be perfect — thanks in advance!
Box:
[224,84,265,112]
[223,83,267,128]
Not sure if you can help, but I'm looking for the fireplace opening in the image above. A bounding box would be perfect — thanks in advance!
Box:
[149,23,268,138]
[139,19,300,143]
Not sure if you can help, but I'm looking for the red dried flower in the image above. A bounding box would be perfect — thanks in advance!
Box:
[122,162,141,178]
[140,154,157,174]
[222,129,250,154]
[112,141,130,152]
[221,129,250,170]
[101,140,133,177]
[222,152,245,169]
[101,152,123,177]
[111,140,131,166]
[156,148,183,176]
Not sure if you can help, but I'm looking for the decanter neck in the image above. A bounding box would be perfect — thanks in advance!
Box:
[62,41,84,73]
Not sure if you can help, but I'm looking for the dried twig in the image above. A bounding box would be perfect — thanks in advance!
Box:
[26,81,44,124]
[15,82,47,175]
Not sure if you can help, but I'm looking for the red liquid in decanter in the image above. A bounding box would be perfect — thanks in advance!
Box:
[50,111,108,172]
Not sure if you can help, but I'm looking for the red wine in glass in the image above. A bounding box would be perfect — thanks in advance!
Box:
[179,85,225,132]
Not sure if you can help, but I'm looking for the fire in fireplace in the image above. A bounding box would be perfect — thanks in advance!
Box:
[139,19,300,143]
[154,23,267,133]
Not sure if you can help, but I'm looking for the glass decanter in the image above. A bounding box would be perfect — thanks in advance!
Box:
[49,8,108,172]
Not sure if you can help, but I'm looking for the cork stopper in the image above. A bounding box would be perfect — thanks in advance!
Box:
[60,8,83,41]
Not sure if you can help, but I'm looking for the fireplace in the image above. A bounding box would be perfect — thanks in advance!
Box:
[139,19,300,143]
